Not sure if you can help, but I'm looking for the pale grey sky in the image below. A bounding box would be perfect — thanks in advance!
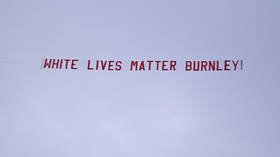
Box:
[0,0,280,156]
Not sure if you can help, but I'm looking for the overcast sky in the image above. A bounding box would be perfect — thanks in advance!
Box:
[0,0,280,157]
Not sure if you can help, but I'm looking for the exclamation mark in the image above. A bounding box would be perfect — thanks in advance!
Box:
[241,60,243,70]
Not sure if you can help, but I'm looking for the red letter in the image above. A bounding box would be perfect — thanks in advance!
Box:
[170,61,176,71]
[224,60,231,71]
[201,61,208,71]
[130,61,138,71]
[232,60,239,71]
[87,60,93,70]
[185,61,192,71]
[71,59,78,69]
[162,61,168,71]
[108,61,114,71]
[43,58,52,69]
[64,59,70,69]
[52,59,59,69]
[115,61,122,71]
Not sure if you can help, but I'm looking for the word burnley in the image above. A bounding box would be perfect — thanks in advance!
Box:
[42,58,243,72]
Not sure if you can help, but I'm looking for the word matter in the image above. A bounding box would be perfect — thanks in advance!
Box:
[130,60,177,71]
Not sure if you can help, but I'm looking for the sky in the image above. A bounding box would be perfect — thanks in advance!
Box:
[0,0,280,157]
